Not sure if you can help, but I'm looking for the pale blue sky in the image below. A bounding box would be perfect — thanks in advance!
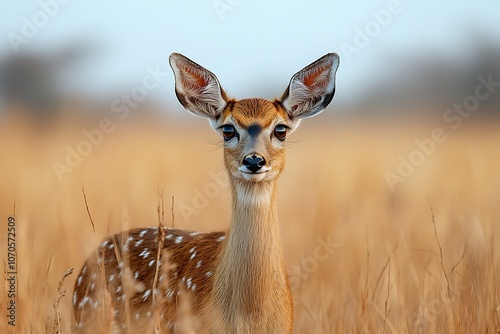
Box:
[1,0,499,107]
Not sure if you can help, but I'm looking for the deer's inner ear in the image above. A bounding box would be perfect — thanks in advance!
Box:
[169,53,228,121]
[280,53,340,120]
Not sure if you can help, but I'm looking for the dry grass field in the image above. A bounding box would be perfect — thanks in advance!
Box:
[1,112,499,333]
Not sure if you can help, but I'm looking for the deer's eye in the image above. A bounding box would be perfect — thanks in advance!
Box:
[274,125,287,141]
[222,125,237,141]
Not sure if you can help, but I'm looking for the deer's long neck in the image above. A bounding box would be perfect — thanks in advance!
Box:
[213,178,290,317]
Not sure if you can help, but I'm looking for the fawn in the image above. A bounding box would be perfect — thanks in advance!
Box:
[72,52,339,333]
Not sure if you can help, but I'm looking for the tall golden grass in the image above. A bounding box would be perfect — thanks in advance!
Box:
[1,113,499,333]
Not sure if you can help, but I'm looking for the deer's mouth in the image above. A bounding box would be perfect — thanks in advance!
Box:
[237,166,270,182]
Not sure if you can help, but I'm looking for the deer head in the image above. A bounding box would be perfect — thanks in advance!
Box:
[169,53,340,183]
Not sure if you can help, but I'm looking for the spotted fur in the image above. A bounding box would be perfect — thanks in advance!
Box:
[73,228,225,333]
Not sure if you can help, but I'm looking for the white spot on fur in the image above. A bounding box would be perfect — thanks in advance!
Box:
[73,292,77,305]
[166,234,173,239]
[109,274,115,282]
[139,248,150,258]
[139,230,147,237]
[175,236,183,243]
[101,240,109,248]
[196,261,202,268]
[135,239,144,247]
[134,271,139,279]
[142,289,151,301]
[190,252,197,260]
[77,275,83,286]
[205,271,212,277]
[217,236,225,242]
[78,296,90,309]
[166,289,174,301]
[148,259,155,267]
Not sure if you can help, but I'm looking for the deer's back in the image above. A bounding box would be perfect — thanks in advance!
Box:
[72,227,225,333]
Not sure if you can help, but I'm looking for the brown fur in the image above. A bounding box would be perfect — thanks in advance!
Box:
[73,52,339,333]
[72,100,294,334]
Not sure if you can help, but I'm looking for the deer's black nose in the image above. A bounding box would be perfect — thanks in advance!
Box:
[243,154,266,173]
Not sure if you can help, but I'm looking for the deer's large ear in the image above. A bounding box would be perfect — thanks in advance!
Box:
[169,53,228,120]
[279,53,340,120]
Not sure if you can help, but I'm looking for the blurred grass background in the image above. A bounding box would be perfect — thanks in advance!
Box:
[1,0,500,333]
[0,112,499,333]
